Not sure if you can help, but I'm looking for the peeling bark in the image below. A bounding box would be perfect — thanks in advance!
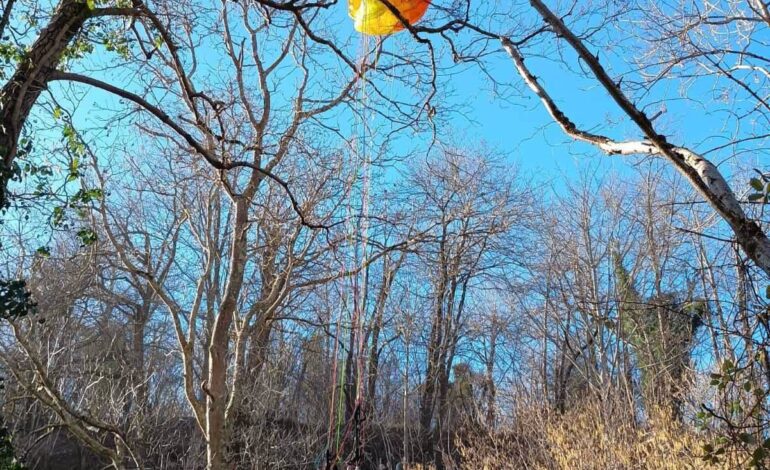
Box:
[502,3,770,276]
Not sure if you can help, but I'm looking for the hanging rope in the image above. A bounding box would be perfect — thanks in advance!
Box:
[351,25,373,465]
[325,0,429,465]
[324,28,376,470]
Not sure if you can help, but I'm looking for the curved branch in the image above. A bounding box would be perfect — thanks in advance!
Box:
[512,0,770,277]
[49,71,331,230]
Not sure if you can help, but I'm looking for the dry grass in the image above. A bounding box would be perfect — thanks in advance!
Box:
[539,410,712,469]
[454,404,734,470]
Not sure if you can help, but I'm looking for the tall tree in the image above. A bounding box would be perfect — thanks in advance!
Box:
[614,251,703,421]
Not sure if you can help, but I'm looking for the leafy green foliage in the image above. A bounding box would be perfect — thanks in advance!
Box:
[0,42,25,81]
[76,228,98,247]
[749,170,769,204]
[0,137,34,210]
[699,346,770,468]
[101,30,131,59]
[0,418,25,470]
[42,122,102,246]
[701,439,728,465]
[0,280,36,320]
[59,32,95,66]
[613,252,702,420]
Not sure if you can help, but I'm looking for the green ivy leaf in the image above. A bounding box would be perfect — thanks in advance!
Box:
[51,206,65,227]
[76,228,97,246]
[0,280,37,319]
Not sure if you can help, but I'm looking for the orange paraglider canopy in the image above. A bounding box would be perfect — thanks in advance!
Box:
[348,0,430,35]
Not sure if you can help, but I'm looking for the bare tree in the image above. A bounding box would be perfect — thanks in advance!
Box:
[493,0,770,276]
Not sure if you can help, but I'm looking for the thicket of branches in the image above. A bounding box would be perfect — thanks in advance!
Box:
[0,0,769,469]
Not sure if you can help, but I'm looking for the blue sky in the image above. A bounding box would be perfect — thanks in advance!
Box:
[9,0,769,238]
[55,2,620,185]
[3,0,767,400]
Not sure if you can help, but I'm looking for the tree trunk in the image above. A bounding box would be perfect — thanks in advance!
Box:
[206,197,250,469]
[0,0,91,207]
[485,331,497,428]
[366,255,401,409]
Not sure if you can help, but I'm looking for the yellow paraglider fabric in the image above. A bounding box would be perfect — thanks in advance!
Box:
[348,0,430,35]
